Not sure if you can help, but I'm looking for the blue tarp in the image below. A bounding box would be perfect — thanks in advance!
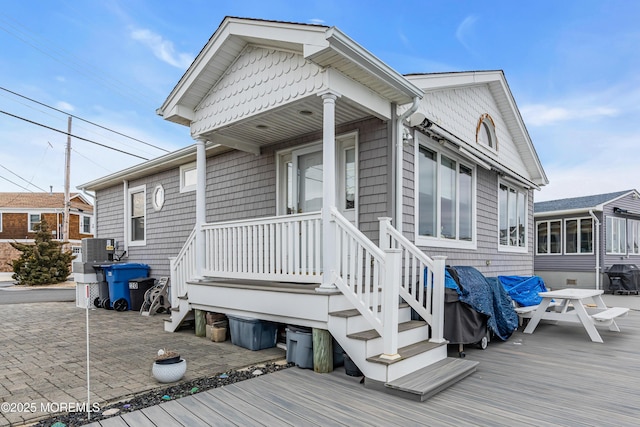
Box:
[497,275,548,307]
[449,266,519,341]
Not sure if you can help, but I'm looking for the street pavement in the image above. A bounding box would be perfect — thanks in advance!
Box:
[0,298,284,427]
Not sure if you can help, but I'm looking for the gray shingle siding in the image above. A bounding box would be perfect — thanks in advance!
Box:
[93,117,390,276]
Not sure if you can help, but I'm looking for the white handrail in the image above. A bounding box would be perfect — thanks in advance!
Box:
[202,212,322,283]
[169,226,197,308]
[331,207,387,337]
[379,217,446,343]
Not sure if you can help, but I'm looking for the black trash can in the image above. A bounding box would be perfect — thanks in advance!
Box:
[128,277,156,311]
[606,264,640,294]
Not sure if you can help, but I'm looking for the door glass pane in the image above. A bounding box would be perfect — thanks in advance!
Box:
[459,165,472,241]
[345,148,355,210]
[508,188,517,245]
[285,161,294,214]
[298,151,323,212]
[440,155,456,239]
[418,147,437,237]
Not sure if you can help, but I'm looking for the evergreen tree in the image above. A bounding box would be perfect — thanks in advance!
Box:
[9,218,75,286]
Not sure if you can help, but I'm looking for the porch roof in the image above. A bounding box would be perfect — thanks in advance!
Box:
[156,17,423,152]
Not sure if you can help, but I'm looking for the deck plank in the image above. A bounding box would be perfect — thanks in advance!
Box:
[117,409,155,427]
[94,416,130,427]
[159,400,212,426]
[96,310,640,427]
[139,404,184,426]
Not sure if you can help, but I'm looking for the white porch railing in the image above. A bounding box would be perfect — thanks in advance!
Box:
[202,212,323,283]
[379,217,446,343]
[169,226,197,308]
[331,207,386,337]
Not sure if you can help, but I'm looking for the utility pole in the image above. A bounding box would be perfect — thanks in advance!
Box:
[63,116,71,248]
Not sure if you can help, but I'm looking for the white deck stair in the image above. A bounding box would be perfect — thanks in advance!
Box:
[328,303,478,400]
[163,296,194,332]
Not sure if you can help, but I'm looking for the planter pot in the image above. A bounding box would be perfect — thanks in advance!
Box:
[152,359,186,383]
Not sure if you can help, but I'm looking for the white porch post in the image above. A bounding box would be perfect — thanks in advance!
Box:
[194,137,207,280]
[319,92,339,290]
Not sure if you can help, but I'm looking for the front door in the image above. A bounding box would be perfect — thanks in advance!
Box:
[280,134,357,224]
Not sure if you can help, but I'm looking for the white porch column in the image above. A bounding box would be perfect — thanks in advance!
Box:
[194,137,207,280]
[319,92,339,290]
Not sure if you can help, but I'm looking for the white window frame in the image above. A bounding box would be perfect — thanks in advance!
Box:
[498,181,528,253]
[180,162,197,193]
[80,214,92,235]
[476,113,498,153]
[28,212,41,232]
[606,216,626,255]
[128,185,146,246]
[535,219,562,255]
[564,217,594,255]
[414,133,477,250]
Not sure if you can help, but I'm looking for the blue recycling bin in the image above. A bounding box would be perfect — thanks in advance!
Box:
[105,263,150,311]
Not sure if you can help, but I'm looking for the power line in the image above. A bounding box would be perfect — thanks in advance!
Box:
[0,86,169,154]
[0,163,48,192]
[0,109,149,161]
[0,174,34,192]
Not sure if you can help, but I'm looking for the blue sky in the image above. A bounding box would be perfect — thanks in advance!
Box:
[1,0,639,201]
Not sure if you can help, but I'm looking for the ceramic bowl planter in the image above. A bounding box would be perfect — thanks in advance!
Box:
[152,350,186,383]
[152,359,187,383]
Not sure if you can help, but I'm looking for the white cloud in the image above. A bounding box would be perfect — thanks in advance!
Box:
[521,103,618,126]
[455,15,478,51]
[130,28,193,69]
[55,101,74,112]
[308,18,325,25]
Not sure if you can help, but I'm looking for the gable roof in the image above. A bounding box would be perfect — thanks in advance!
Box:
[0,192,93,212]
[405,70,548,188]
[158,16,423,127]
[534,190,637,215]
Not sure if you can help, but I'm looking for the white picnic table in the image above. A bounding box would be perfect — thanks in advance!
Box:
[521,288,629,343]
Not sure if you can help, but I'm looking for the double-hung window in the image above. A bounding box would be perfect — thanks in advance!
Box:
[28,213,41,232]
[80,215,92,234]
[129,186,146,245]
[415,139,475,248]
[499,183,527,250]
[606,216,626,254]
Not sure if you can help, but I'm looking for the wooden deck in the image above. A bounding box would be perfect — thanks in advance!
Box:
[88,309,640,426]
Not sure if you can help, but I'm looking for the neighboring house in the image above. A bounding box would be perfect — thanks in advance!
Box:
[534,189,640,291]
[78,17,547,393]
[0,192,94,272]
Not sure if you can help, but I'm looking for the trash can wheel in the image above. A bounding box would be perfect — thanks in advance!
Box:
[102,298,112,310]
[93,297,102,308]
[113,298,128,312]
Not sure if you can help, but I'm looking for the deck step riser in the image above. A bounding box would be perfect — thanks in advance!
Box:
[342,308,413,334]
[363,326,430,357]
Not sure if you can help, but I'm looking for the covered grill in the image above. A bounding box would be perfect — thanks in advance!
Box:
[606,264,640,294]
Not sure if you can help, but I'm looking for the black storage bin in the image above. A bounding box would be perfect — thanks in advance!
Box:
[606,264,640,294]
[128,277,156,311]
